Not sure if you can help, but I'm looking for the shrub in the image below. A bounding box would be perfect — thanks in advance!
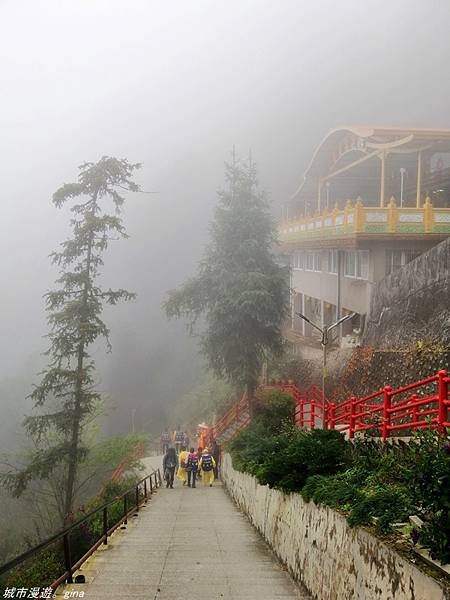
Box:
[255,429,351,492]
[256,390,295,434]
[348,483,415,534]
[302,467,367,509]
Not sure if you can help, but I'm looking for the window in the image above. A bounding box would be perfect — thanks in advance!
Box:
[314,251,322,272]
[345,250,369,280]
[291,252,304,270]
[306,252,314,271]
[345,251,356,277]
[386,249,421,275]
[358,251,369,279]
[326,250,338,274]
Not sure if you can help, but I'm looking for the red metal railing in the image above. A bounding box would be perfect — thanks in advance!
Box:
[211,370,449,442]
[212,392,251,441]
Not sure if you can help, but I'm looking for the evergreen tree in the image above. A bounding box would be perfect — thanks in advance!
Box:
[2,157,140,520]
[165,154,289,408]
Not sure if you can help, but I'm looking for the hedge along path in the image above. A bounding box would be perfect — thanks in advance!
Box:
[56,455,310,600]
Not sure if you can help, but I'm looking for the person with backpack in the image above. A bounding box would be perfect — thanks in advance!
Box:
[163,447,178,489]
[174,426,184,454]
[196,446,203,480]
[199,448,216,487]
[177,445,189,485]
[161,429,171,454]
[186,447,199,488]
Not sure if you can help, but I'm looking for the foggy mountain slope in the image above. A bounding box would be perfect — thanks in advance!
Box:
[1,1,450,447]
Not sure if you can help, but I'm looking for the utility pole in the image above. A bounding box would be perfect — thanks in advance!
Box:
[295,312,355,428]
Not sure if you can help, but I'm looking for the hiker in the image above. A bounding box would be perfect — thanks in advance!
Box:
[174,426,184,454]
[211,440,221,480]
[197,422,209,450]
[199,448,216,487]
[196,446,203,480]
[163,447,178,489]
[161,429,170,454]
[186,447,199,488]
[183,431,190,448]
[177,445,189,485]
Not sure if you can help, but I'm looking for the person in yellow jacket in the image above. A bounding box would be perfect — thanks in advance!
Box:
[177,445,189,485]
[199,448,216,487]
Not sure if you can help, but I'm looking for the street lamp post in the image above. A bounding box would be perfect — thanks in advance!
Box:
[400,168,406,207]
[295,311,355,429]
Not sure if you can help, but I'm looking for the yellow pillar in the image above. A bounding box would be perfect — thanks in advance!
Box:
[424,196,433,233]
[380,151,386,207]
[416,151,422,208]
[387,196,398,233]
[354,197,364,232]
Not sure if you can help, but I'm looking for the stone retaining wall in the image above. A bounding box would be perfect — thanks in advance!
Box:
[363,237,450,347]
[222,453,448,600]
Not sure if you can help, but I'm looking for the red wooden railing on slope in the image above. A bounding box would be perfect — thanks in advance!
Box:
[212,392,251,443]
[211,370,450,442]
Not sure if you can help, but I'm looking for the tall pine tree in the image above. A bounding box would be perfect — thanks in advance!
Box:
[3,157,140,520]
[165,153,289,408]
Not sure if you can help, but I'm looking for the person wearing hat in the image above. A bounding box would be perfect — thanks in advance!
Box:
[199,447,216,487]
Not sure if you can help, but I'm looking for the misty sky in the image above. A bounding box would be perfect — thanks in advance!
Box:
[1,0,450,431]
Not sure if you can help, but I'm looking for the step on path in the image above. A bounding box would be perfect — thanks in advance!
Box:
[58,456,310,600]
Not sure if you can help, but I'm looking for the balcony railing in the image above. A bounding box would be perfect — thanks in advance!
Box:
[279,197,450,244]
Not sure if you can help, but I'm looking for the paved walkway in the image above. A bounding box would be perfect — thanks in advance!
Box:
[64,456,309,600]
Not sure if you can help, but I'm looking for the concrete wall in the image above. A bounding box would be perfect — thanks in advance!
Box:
[222,454,448,600]
[364,237,450,346]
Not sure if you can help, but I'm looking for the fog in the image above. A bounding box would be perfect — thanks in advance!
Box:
[1,0,450,440]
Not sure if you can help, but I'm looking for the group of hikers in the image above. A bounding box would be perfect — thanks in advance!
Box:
[160,426,190,454]
[162,441,220,489]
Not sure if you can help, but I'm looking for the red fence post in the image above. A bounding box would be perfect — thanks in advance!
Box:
[349,397,357,439]
[382,386,392,440]
[329,403,336,430]
[437,369,449,432]
[411,394,418,426]
[310,387,316,430]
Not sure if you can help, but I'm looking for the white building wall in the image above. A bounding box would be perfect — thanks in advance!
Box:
[290,247,387,316]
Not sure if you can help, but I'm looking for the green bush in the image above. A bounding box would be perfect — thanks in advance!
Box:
[348,483,414,533]
[301,467,366,509]
[0,547,64,589]
[255,429,350,492]
[256,390,296,434]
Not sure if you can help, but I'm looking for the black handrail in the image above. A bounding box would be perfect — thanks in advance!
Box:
[0,467,162,587]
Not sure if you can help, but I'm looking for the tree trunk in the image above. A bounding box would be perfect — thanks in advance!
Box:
[64,195,96,519]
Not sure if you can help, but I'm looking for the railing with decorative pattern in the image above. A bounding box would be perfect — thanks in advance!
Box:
[211,370,449,443]
[279,197,450,244]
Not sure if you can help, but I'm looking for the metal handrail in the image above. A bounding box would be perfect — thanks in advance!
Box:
[0,467,162,588]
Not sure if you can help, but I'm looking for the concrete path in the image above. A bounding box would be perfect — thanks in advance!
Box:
[65,456,310,600]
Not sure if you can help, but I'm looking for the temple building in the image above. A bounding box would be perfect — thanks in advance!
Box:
[279,126,450,346]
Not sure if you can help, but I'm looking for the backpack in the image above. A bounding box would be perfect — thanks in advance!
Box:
[201,454,213,472]
[166,455,176,469]
[187,453,198,471]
